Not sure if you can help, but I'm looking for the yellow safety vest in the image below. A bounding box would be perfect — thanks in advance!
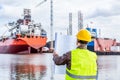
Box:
[66,48,97,80]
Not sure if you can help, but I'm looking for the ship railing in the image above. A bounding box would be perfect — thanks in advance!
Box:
[16,34,47,39]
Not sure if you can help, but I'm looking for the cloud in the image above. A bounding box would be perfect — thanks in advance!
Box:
[0,0,120,41]
[0,0,34,7]
[87,2,120,18]
[0,5,2,9]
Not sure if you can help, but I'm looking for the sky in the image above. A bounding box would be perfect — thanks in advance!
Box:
[0,0,120,41]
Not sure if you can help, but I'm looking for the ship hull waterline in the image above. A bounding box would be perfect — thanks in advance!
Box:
[0,37,47,54]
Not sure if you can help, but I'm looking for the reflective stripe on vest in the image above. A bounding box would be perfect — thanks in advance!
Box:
[66,70,97,79]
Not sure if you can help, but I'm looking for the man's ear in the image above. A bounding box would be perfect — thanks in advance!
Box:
[76,41,80,46]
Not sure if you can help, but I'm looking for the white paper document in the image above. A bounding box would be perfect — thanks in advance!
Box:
[54,33,77,74]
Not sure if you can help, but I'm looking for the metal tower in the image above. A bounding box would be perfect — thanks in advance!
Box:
[68,13,72,35]
[78,11,83,31]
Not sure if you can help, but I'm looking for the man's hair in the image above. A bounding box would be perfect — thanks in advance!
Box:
[77,40,88,44]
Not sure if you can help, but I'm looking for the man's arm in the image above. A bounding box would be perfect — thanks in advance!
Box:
[53,51,70,65]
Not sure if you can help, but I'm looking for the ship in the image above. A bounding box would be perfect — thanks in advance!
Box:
[86,27,120,55]
[0,9,47,54]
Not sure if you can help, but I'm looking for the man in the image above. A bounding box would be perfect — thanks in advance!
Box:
[53,29,97,80]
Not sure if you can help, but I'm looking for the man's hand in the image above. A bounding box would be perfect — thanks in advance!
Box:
[53,51,58,56]
[49,48,54,53]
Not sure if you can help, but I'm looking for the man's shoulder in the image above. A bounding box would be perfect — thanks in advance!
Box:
[88,50,97,58]
[65,51,71,55]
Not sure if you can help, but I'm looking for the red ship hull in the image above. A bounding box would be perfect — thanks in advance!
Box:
[0,36,47,54]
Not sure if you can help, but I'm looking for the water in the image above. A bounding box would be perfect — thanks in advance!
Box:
[54,55,120,80]
[0,54,120,80]
[98,55,120,80]
[0,53,53,80]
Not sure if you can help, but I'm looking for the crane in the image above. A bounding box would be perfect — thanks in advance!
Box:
[36,0,54,50]
[35,0,47,7]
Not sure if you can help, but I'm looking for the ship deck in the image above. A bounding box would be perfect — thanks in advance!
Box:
[96,51,120,55]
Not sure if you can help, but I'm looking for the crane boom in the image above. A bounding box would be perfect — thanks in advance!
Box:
[35,0,47,7]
